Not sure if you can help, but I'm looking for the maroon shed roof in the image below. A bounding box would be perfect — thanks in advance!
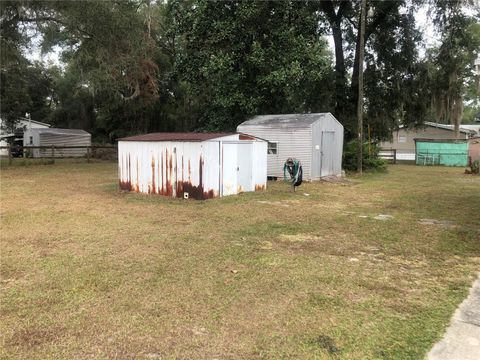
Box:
[118,132,239,142]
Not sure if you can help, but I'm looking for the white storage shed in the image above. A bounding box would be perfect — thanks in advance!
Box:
[117,132,267,200]
[0,117,50,156]
[23,128,91,158]
[237,113,344,180]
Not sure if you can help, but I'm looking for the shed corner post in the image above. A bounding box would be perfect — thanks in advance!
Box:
[219,141,223,197]
[8,144,12,165]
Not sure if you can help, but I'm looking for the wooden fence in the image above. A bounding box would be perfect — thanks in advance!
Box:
[0,145,117,165]
[379,149,397,164]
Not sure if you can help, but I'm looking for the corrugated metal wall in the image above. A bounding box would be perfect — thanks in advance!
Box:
[252,140,268,190]
[24,129,91,158]
[118,138,267,200]
[38,133,91,157]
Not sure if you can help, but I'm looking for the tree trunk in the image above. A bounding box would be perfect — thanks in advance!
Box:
[357,0,367,173]
[452,96,463,139]
[351,34,362,112]
[332,20,347,111]
[320,1,349,123]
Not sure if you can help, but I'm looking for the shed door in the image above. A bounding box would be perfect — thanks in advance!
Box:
[222,143,238,196]
[321,131,335,176]
[236,143,253,192]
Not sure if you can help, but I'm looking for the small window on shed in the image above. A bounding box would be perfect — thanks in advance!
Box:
[267,142,278,154]
[398,135,407,143]
[29,136,33,145]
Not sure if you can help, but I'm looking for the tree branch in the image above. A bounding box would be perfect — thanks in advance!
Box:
[365,2,399,40]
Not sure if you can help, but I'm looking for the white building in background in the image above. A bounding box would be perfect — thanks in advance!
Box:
[379,122,478,161]
[0,117,51,156]
[23,128,91,158]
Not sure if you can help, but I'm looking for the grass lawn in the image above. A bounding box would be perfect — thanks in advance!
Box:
[1,162,479,359]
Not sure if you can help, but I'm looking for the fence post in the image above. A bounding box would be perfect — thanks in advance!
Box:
[8,144,12,165]
[51,145,55,164]
[393,149,397,164]
[86,147,91,163]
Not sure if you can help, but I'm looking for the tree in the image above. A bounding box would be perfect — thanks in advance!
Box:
[430,2,479,134]
[356,0,366,173]
[3,0,476,144]
[171,0,334,130]
[319,1,428,140]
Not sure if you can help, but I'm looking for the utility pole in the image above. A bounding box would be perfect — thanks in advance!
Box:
[357,0,367,174]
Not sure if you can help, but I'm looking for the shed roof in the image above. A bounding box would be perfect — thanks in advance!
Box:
[118,132,239,142]
[17,118,51,128]
[29,128,90,136]
[239,113,333,128]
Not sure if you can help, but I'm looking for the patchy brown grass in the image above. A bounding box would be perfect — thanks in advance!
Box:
[1,162,479,359]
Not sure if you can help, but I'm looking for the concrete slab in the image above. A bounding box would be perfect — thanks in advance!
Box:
[427,276,480,360]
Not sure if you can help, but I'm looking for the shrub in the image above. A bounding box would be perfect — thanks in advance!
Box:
[465,159,479,175]
[343,139,387,172]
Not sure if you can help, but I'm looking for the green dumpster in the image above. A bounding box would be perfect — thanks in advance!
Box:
[415,138,468,167]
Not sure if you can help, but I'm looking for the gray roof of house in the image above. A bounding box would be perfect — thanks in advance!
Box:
[424,122,476,135]
[239,113,332,128]
[399,122,477,135]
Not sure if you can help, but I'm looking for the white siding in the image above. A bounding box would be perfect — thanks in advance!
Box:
[237,125,312,179]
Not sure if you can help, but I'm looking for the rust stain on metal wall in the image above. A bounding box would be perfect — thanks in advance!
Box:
[160,150,164,194]
[119,154,133,191]
[157,150,161,194]
[119,149,218,200]
[151,156,156,194]
[176,155,216,200]
[174,147,178,197]
[135,156,140,192]
[119,154,132,191]
[188,159,191,182]
[181,155,185,185]
[255,184,266,191]
[239,134,256,140]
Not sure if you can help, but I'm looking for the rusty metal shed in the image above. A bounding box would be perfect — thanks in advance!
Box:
[117,132,267,199]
